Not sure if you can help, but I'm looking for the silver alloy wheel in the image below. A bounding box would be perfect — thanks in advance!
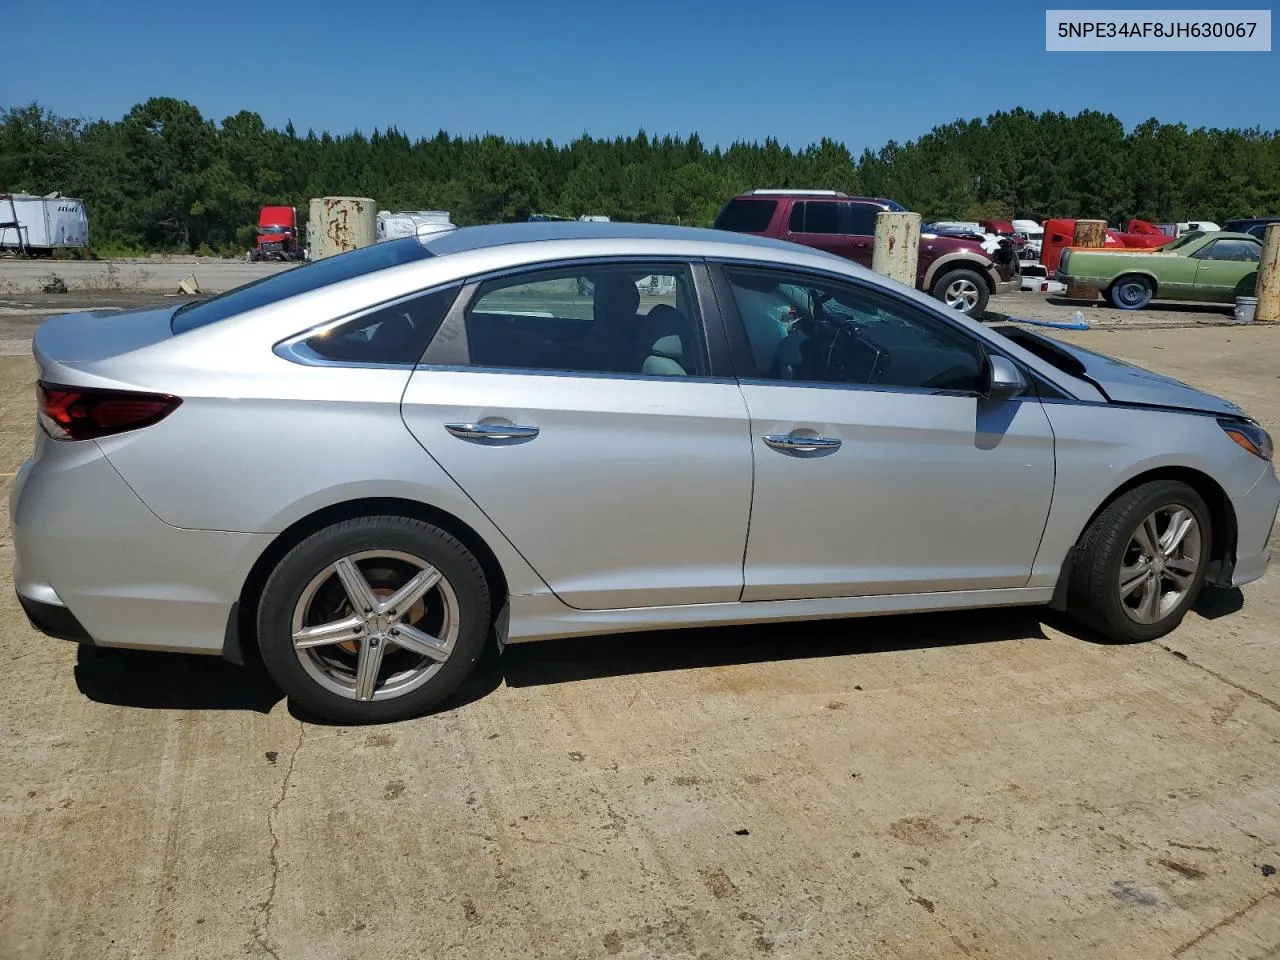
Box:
[291,549,460,702]
[1118,506,1202,624]
[943,278,980,311]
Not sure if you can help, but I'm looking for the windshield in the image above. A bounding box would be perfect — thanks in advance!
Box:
[171,237,435,333]
[259,225,289,235]
[1161,231,1205,251]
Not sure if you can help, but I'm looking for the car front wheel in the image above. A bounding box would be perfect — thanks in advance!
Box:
[931,268,990,317]
[256,516,491,723]
[1067,480,1211,642]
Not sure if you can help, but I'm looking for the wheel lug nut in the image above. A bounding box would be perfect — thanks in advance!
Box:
[390,627,400,636]
[354,624,363,633]
[369,637,379,648]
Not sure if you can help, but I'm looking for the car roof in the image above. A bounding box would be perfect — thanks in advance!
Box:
[726,191,900,206]
[421,220,812,257]
[157,217,1111,406]
[1203,231,1262,241]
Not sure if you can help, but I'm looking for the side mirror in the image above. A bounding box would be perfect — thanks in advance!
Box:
[985,355,1028,400]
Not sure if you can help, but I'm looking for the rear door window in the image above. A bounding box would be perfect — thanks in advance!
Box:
[713,199,777,233]
[796,201,843,234]
[847,202,878,236]
[457,263,708,377]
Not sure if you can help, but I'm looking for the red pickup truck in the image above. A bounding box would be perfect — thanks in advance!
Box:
[1040,218,1170,274]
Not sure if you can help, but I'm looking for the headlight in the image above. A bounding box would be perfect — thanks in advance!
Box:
[1219,418,1274,461]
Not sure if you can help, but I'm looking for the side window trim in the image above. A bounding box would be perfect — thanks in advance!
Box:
[708,259,1005,396]
[273,281,463,368]
[787,202,805,234]
[418,258,736,380]
[420,280,476,367]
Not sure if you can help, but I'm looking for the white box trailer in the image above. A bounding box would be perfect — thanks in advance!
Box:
[376,210,455,242]
[1,193,89,253]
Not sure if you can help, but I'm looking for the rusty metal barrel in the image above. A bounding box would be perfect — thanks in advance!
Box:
[872,211,921,286]
[1256,223,1280,323]
[307,196,377,260]
[1066,219,1108,301]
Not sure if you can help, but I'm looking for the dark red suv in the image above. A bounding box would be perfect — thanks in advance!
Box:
[713,190,1019,316]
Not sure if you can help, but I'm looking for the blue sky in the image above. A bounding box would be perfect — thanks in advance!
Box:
[8,0,1278,151]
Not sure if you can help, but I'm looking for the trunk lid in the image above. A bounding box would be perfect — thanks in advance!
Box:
[33,307,177,383]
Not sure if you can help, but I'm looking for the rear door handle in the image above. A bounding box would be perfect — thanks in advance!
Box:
[445,422,540,441]
[762,434,841,454]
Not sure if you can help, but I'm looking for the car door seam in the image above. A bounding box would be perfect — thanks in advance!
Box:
[396,367,560,602]
[1025,387,1060,589]
[701,258,756,603]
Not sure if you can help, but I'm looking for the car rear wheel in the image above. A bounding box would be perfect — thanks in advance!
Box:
[256,516,491,723]
[1067,480,1211,642]
[1109,275,1153,310]
[931,268,990,317]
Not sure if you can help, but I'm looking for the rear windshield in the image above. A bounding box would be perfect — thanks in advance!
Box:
[171,238,435,334]
[714,199,777,233]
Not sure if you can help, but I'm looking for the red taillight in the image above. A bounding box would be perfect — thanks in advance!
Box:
[37,381,182,441]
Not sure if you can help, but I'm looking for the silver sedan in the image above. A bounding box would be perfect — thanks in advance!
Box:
[12,223,1279,722]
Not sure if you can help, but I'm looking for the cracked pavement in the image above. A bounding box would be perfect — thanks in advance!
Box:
[2,324,1280,959]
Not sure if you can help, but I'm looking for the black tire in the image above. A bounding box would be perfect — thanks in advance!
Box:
[1108,274,1153,310]
[256,515,491,723]
[931,267,990,317]
[1066,480,1211,642]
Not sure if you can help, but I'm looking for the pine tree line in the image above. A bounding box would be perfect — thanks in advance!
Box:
[3,98,1278,254]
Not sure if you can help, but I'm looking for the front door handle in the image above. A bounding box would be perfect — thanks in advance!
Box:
[762,434,842,454]
[445,422,540,441]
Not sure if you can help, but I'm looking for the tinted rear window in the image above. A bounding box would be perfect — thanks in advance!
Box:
[848,202,878,236]
[797,201,842,234]
[714,199,777,233]
[171,238,435,334]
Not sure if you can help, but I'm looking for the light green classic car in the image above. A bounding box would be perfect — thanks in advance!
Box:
[1056,231,1262,310]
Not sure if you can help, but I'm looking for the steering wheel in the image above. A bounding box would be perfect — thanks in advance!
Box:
[828,324,888,385]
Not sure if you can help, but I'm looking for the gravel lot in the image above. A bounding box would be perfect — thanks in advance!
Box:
[1,298,1279,959]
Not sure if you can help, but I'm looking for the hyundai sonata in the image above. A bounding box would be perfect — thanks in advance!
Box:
[12,223,1278,722]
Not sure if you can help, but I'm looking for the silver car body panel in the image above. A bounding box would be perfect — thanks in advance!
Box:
[1028,402,1273,589]
[400,369,754,609]
[503,586,1055,644]
[13,222,1278,657]
[1001,329,1248,417]
[738,385,1055,599]
[11,432,270,653]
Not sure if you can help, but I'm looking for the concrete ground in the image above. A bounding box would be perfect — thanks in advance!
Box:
[0,256,293,295]
[1,304,1279,959]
